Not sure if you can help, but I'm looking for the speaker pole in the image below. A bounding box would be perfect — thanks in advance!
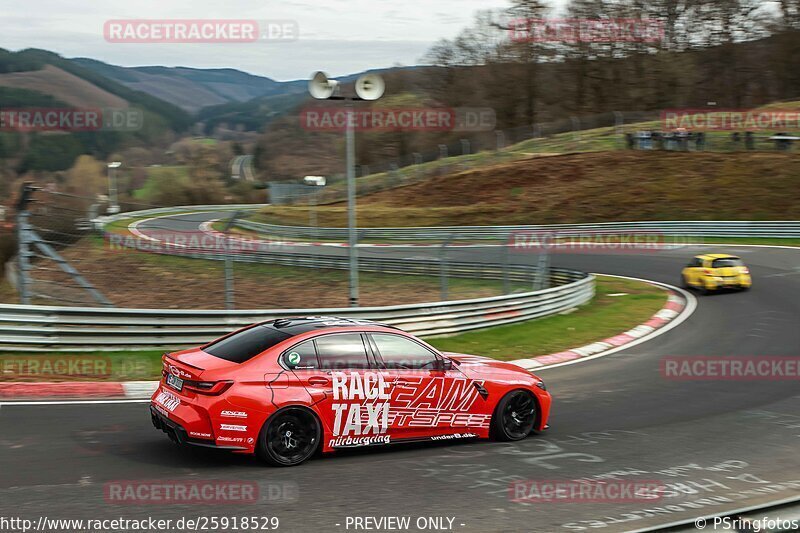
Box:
[309,71,385,308]
[346,101,359,307]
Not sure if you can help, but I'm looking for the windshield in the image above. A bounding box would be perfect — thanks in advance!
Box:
[712,258,744,268]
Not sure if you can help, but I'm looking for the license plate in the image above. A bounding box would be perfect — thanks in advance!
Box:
[166,374,184,392]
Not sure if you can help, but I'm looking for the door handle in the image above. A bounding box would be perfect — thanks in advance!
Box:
[308,376,329,386]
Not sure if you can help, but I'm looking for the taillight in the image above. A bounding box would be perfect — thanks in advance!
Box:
[742,267,750,274]
[183,380,233,395]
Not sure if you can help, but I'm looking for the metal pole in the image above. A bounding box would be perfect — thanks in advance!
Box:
[346,102,359,307]
[109,167,117,207]
[223,211,242,311]
[440,233,455,301]
[503,234,510,295]
[224,245,234,310]
[15,183,37,305]
[16,206,31,305]
[536,248,550,290]
[309,191,317,236]
[614,111,624,149]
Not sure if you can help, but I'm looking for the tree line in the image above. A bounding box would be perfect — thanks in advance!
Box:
[423,0,800,133]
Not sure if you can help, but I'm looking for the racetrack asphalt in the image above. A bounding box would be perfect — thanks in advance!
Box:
[1,211,798,532]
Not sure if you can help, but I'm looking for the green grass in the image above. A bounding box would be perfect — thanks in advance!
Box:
[428,275,667,361]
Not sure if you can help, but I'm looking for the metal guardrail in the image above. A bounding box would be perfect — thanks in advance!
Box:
[0,271,594,351]
[95,204,268,230]
[105,231,570,283]
[236,220,800,240]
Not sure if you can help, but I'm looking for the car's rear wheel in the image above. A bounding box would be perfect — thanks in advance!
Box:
[258,407,321,467]
[492,390,538,441]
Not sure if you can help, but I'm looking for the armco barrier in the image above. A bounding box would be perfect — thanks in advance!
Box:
[0,271,593,351]
[234,220,800,241]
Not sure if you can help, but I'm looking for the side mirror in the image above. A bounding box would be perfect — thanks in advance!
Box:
[440,357,454,371]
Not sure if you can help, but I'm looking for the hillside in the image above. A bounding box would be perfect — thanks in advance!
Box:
[0,64,127,108]
[72,59,307,113]
[255,151,800,226]
[0,49,191,132]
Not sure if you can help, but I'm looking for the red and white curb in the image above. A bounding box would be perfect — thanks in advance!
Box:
[0,381,158,402]
[511,276,696,372]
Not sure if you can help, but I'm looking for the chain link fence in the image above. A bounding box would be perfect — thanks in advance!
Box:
[3,187,554,310]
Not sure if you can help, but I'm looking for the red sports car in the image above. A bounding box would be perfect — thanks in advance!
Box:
[150,317,551,466]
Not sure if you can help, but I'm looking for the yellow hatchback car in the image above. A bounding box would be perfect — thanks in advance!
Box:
[681,254,752,294]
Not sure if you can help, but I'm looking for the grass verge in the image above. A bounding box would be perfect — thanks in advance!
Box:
[428,275,667,361]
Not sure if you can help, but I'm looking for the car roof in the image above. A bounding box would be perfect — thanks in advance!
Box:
[261,316,400,337]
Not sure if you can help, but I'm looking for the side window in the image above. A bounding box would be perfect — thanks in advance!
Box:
[371,334,440,370]
[283,340,318,370]
[315,334,371,370]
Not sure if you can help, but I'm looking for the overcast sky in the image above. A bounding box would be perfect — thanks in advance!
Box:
[0,0,559,81]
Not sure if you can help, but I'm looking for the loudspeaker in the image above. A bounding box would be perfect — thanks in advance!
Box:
[355,73,385,101]
[308,71,339,100]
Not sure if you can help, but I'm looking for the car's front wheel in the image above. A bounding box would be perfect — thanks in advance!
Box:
[492,390,538,441]
[258,407,321,466]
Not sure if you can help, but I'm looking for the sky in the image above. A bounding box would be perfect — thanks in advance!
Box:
[0,0,535,81]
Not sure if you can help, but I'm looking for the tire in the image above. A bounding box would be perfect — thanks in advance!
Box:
[257,407,321,467]
[491,390,538,441]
